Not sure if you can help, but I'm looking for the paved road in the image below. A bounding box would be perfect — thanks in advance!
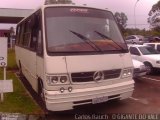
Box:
[20,74,160,120]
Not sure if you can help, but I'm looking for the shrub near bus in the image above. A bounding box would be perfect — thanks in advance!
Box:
[15,4,134,111]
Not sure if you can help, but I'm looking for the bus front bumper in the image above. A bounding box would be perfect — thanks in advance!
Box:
[44,80,134,111]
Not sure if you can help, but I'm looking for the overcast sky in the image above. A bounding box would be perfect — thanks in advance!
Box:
[0,0,159,29]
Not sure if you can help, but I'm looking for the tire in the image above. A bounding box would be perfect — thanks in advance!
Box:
[144,62,153,75]
[38,79,45,100]
[38,79,47,111]
[18,61,23,77]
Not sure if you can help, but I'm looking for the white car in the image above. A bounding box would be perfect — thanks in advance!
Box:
[126,35,144,44]
[132,59,147,78]
[144,42,160,52]
[128,44,160,74]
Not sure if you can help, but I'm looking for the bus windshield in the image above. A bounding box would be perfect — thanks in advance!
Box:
[45,7,128,54]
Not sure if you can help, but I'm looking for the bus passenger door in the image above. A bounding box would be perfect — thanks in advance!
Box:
[35,12,44,92]
[30,11,44,92]
[36,29,44,90]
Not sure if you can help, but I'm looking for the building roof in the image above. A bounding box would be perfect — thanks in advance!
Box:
[0,8,33,23]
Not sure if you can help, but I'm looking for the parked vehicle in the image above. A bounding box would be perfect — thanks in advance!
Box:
[143,36,152,43]
[132,59,147,78]
[125,35,144,44]
[144,42,160,52]
[149,36,160,42]
[128,45,160,74]
[15,4,134,111]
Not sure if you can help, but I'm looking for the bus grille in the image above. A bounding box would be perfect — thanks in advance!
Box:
[71,69,121,83]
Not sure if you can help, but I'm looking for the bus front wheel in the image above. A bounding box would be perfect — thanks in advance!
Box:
[38,79,47,111]
[38,79,45,101]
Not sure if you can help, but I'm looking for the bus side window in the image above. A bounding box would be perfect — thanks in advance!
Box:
[19,24,25,46]
[23,18,32,47]
[29,11,43,56]
[30,15,38,51]
[16,26,20,45]
[37,29,43,56]
[36,12,43,56]
[30,12,42,54]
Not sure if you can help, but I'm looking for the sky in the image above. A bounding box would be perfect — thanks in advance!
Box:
[0,0,159,30]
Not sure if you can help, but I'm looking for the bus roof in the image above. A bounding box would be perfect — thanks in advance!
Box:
[17,4,110,25]
[42,4,108,10]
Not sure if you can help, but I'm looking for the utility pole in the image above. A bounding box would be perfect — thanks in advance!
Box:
[134,0,140,34]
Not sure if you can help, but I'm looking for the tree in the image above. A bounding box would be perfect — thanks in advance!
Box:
[149,1,160,15]
[148,0,160,31]
[114,12,128,33]
[9,27,15,48]
[45,0,72,4]
[125,28,152,37]
[10,27,15,35]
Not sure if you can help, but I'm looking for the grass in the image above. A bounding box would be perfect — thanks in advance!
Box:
[7,49,18,70]
[0,49,43,114]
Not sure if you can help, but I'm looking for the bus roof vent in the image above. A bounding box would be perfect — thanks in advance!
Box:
[44,0,73,5]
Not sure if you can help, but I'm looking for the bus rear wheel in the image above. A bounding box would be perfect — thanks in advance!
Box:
[18,61,23,77]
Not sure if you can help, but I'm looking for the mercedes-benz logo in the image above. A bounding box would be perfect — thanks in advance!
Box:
[93,71,104,82]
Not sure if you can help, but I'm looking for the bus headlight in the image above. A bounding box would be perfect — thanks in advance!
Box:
[60,76,68,83]
[122,68,133,78]
[47,74,70,85]
[51,76,58,83]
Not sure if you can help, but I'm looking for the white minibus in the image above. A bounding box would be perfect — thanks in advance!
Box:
[15,4,134,111]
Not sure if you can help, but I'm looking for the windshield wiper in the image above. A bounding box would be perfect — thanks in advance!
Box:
[70,30,102,52]
[94,31,125,51]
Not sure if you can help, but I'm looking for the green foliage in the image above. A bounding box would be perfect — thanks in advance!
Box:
[0,72,43,114]
[151,29,160,36]
[7,49,18,70]
[10,27,15,35]
[148,0,160,31]
[0,49,43,114]
[124,28,153,37]
[149,1,160,14]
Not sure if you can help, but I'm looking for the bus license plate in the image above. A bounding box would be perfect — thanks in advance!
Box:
[92,96,108,104]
